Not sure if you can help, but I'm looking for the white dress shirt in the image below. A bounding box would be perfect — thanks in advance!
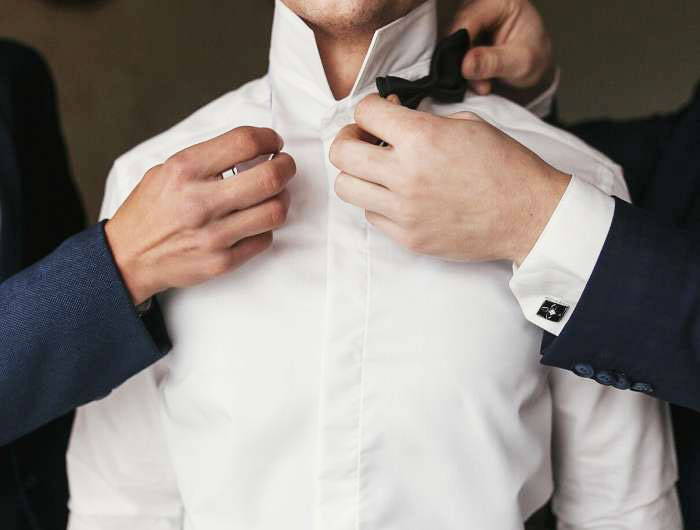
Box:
[67,2,681,529]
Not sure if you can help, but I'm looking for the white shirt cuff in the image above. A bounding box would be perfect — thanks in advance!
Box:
[525,69,560,119]
[509,175,615,336]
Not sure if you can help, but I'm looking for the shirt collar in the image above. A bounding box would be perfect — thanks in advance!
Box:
[268,0,437,124]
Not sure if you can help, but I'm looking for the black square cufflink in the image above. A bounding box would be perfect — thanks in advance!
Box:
[537,299,569,323]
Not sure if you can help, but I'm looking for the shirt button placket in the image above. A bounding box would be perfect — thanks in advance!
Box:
[316,106,371,530]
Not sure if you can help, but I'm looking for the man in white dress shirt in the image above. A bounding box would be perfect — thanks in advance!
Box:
[67,1,682,529]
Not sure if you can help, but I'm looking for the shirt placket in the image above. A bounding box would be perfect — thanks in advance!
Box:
[315,104,371,530]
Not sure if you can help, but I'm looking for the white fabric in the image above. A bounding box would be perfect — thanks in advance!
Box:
[511,175,619,335]
[525,68,560,119]
[67,1,680,529]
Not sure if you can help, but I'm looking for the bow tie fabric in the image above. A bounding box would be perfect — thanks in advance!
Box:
[376,29,470,110]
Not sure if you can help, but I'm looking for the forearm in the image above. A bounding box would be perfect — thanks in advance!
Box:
[0,223,170,444]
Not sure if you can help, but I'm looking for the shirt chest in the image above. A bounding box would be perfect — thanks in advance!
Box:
[160,130,544,405]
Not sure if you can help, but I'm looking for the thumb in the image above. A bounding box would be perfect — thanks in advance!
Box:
[461,45,527,82]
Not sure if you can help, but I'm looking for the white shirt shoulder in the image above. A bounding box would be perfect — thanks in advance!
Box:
[100,77,272,220]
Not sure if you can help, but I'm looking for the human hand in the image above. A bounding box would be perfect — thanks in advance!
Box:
[329,95,569,264]
[105,127,295,304]
[448,0,555,105]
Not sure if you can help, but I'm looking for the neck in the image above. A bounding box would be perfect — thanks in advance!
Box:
[312,29,374,100]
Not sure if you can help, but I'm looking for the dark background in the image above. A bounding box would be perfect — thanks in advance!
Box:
[0,0,698,221]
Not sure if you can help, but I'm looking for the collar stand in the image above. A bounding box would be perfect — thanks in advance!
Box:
[269,0,438,110]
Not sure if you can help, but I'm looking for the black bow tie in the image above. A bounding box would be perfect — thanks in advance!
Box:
[376,29,470,110]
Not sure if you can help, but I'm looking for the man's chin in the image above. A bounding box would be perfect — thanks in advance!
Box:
[282,0,426,38]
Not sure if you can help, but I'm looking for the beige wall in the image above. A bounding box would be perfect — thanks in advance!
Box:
[1,0,698,221]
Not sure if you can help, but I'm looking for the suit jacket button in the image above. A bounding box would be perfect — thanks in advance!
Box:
[612,373,632,390]
[631,382,655,394]
[573,363,595,378]
[595,370,615,386]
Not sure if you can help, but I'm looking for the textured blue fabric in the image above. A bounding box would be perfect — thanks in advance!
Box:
[0,39,171,529]
[542,82,700,527]
[0,222,171,445]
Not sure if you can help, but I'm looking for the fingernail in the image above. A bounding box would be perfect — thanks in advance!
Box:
[387,94,400,105]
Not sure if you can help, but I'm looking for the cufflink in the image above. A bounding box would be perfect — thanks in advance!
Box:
[537,299,569,323]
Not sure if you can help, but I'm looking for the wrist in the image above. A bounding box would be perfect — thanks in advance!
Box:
[511,168,571,266]
[104,219,158,305]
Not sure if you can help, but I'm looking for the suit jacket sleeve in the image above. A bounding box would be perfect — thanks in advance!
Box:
[0,222,171,445]
[541,199,700,411]
[540,94,700,411]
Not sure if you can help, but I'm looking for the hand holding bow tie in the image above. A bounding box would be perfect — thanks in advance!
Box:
[448,0,556,105]
[329,95,570,265]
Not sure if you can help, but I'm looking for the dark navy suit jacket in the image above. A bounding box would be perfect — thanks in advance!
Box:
[0,41,170,529]
[543,84,700,527]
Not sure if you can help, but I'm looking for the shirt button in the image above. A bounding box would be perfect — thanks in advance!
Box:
[631,382,655,394]
[612,372,632,390]
[573,363,595,379]
[595,370,615,386]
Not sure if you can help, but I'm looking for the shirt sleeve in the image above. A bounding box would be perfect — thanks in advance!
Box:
[549,369,682,529]
[67,365,183,529]
[525,69,560,119]
[509,175,615,336]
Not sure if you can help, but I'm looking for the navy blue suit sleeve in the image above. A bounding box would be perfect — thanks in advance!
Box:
[0,222,171,445]
[541,199,700,410]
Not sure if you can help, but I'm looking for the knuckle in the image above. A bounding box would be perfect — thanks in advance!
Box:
[233,125,261,151]
[198,229,220,252]
[166,150,196,180]
[143,164,163,182]
[181,194,210,228]
[403,115,434,148]
[259,164,285,195]
[266,198,289,227]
